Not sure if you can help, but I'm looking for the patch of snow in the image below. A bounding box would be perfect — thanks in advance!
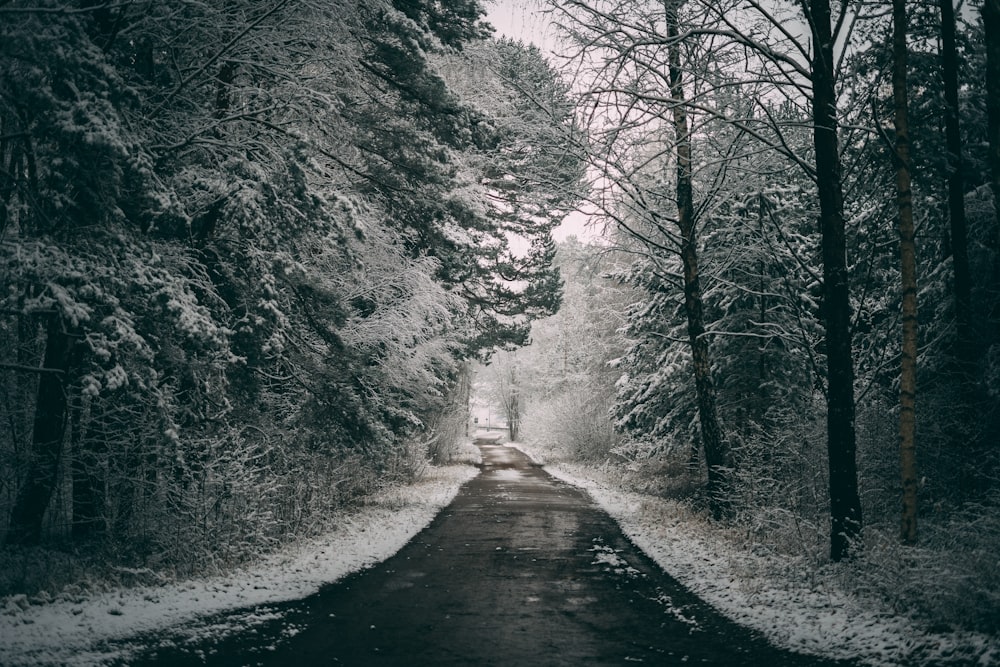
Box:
[655,592,701,630]
[0,464,479,667]
[589,542,640,578]
[491,468,524,481]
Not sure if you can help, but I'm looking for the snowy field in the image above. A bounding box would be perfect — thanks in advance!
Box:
[506,442,999,667]
[0,459,480,666]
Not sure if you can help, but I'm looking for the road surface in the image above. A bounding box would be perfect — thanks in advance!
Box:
[126,441,853,666]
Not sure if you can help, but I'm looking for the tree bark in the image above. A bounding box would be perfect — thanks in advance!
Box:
[507,390,520,441]
[5,314,73,545]
[984,0,1000,278]
[939,0,973,368]
[893,0,919,546]
[666,0,731,518]
[214,60,237,120]
[803,0,863,561]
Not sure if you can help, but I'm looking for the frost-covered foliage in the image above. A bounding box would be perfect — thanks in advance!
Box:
[435,38,586,351]
[0,0,580,587]
[611,254,700,459]
[510,239,631,461]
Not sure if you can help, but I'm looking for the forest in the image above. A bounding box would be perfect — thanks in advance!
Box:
[0,0,582,584]
[2,0,1000,654]
[483,0,1000,639]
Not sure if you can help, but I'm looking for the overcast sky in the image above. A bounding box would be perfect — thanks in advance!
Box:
[485,0,556,49]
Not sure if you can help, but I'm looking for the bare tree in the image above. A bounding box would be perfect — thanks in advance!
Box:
[488,351,523,441]
[891,0,919,545]
[984,0,1000,279]
[555,0,733,516]
[800,0,863,562]
[664,0,730,515]
[555,0,863,557]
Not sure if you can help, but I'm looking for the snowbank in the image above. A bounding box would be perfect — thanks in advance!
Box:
[0,462,479,666]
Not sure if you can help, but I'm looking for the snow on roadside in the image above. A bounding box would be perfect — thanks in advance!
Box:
[505,442,998,667]
[0,462,479,667]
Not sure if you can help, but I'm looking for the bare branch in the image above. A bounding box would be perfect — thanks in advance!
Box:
[0,362,65,376]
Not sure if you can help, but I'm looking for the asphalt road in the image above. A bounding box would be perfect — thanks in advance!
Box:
[127,441,854,666]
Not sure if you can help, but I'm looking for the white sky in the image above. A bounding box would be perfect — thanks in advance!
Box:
[485,0,558,51]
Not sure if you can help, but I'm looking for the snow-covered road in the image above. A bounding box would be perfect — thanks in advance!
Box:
[3,440,997,666]
[115,441,850,666]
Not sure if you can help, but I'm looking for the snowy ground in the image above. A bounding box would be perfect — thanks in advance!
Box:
[506,442,999,667]
[0,456,480,667]
[5,438,997,667]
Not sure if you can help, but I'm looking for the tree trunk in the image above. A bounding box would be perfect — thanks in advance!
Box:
[462,361,472,438]
[5,314,73,545]
[666,0,731,518]
[893,0,919,546]
[804,0,863,561]
[508,390,520,441]
[215,60,237,120]
[984,0,1000,278]
[72,396,107,540]
[939,0,973,367]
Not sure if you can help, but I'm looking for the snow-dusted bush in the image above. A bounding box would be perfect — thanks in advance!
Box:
[424,392,471,465]
[521,388,619,462]
[727,397,830,560]
[836,501,1000,635]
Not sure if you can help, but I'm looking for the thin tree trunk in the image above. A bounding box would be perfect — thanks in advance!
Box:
[72,396,107,539]
[984,0,1000,279]
[666,0,730,518]
[214,60,237,121]
[939,0,973,366]
[462,361,472,438]
[5,314,73,545]
[803,0,863,561]
[893,0,919,546]
[757,195,770,429]
[508,391,520,441]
